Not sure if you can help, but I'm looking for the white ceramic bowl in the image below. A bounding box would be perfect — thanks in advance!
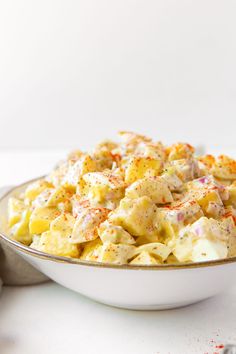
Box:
[1,180,236,310]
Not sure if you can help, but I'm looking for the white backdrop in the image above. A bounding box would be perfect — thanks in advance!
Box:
[0,0,236,150]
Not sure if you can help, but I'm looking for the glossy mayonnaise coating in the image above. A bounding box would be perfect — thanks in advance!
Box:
[7,132,236,265]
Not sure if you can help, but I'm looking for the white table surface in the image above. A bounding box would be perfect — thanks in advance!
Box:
[1,149,236,354]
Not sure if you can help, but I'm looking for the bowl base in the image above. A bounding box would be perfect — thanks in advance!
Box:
[87,297,209,311]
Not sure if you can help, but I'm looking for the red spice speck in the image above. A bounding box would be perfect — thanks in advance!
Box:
[215,344,224,349]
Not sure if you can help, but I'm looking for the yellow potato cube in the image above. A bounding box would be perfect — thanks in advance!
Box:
[187,175,229,200]
[80,238,103,261]
[99,242,136,264]
[125,176,173,204]
[50,213,76,237]
[165,254,179,264]
[29,207,60,234]
[160,168,183,192]
[109,196,160,238]
[166,143,194,161]
[191,238,228,262]
[171,216,232,262]
[189,216,234,242]
[186,176,229,217]
[159,200,204,239]
[71,207,109,243]
[211,155,236,180]
[98,220,135,244]
[198,155,215,173]
[133,242,171,262]
[32,231,80,258]
[92,145,115,170]
[24,179,53,203]
[10,209,32,245]
[198,190,223,216]
[62,154,97,188]
[170,236,194,262]
[118,131,152,154]
[8,197,26,227]
[32,186,72,208]
[135,141,166,160]
[130,251,160,265]
[46,187,73,207]
[125,157,163,184]
[168,159,200,182]
[46,160,70,188]
[82,171,125,208]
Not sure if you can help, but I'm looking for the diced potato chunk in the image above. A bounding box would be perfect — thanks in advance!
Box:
[80,238,103,261]
[98,242,136,264]
[71,207,109,243]
[195,190,223,218]
[8,197,26,227]
[135,141,166,160]
[32,187,72,208]
[169,236,194,263]
[189,216,234,242]
[130,251,160,265]
[125,157,163,184]
[159,200,203,239]
[25,179,53,203]
[62,154,97,188]
[109,196,160,238]
[133,242,171,261]
[166,143,194,161]
[46,187,73,207]
[171,217,233,262]
[168,159,200,182]
[10,209,32,245]
[119,131,152,154]
[198,155,215,173]
[98,221,135,244]
[82,171,125,207]
[50,213,76,237]
[126,176,173,204]
[92,145,115,170]
[192,239,228,262]
[32,231,80,258]
[211,155,236,180]
[29,207,60,234]
[188,175,229,199]
[31,188,54,208]
[160,168,183,192]
[46,161,70,188]
[71,196,91,218]
[186,177,227,217]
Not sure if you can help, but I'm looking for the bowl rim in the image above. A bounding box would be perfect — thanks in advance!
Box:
[1,177,236,271]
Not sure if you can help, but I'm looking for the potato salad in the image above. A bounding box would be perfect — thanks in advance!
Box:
[7,132,236,265]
